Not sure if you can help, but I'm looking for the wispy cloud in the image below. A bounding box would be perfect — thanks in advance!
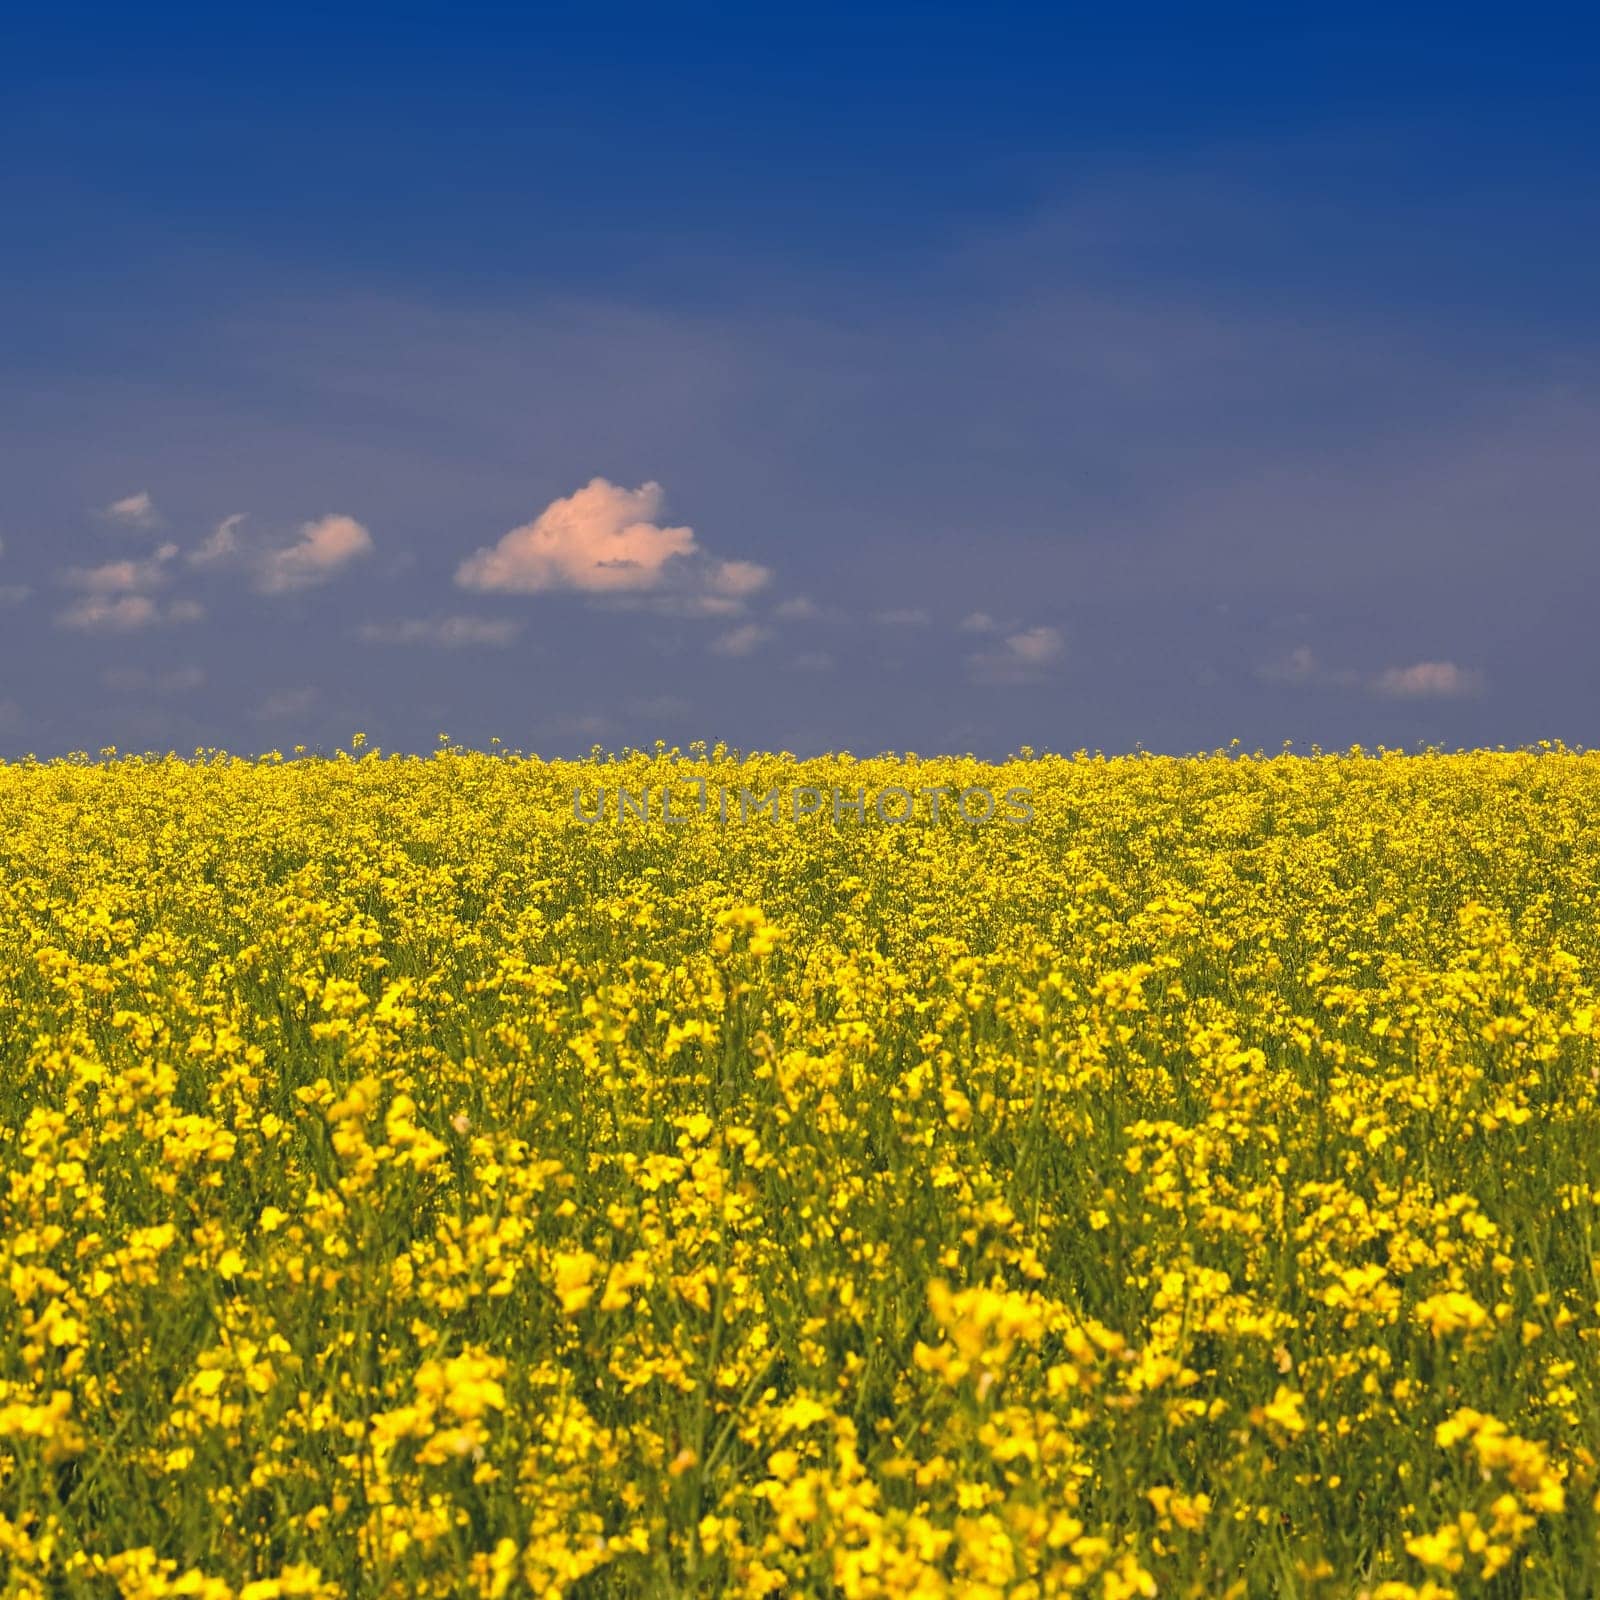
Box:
[357,615,520,647]
[102,491,159,529]
[56,543,202,630]
[1261,646,1484,699]
[1372,660,1483,699]
[710,622,769,657]
[256,687,320,721]
[57,595,203,631]
[189,513,246,567]
[102,665,207,694]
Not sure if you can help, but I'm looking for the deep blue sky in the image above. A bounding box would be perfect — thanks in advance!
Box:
[3,5,1597,756]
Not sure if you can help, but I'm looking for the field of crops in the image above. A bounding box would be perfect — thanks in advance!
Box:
[3,744,1599,1599]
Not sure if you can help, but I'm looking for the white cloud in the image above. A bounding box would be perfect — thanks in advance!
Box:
[958,611,999,633]
[0,585,29,606]
[873,607,932,626]
[357,615,520,648]
[775,596,820,620]
[710,622,769,657]
[968,624,1064,685]
[1372,660,1483,699]
[457,478,695,594]
[793,650,835,671]
[103,491,159,528]
[257,515,374,594]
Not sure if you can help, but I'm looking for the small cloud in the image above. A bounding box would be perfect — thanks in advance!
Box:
[873,608,932,627]
[357,615,520,648]
[190,513,246,567]
[63,546,178,596]
[57,543,196,629]
[103,491,159,529]
[102,665,206,695]
[1259,644,1322,686]
[958,611,999,634]
[775,596,820,621]
[627,693,692,721]
[1261,647,1480,698]
[546,712,611,741]
[710,622,769,657]
[708,559,771,598]
[969,625,1065,685]
[256,688,320,721]
[1005,626,1065,666]
[257,515,373,594]
[793,650,835,672]
[0,585,30,606]
[1372,661,1483,699]
[58,594,160,631]
[1257,646,1361,690]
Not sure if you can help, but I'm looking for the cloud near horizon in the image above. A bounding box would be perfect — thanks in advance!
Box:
[1263,647,1484,699]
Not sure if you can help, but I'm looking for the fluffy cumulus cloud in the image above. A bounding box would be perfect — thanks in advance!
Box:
[357,616,520,648]
[103,491,159,528]
[457,479,695,594]
[256,515,374,595]
[968,624,1064,685]
[455,479,770,614]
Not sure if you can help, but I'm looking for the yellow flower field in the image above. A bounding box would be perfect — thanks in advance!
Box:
[2,743,1598,1598]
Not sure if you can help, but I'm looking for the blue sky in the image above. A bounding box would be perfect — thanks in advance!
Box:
[3,4,1597,756]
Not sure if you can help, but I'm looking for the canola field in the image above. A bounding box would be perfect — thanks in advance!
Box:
[3,744,1600,1600]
